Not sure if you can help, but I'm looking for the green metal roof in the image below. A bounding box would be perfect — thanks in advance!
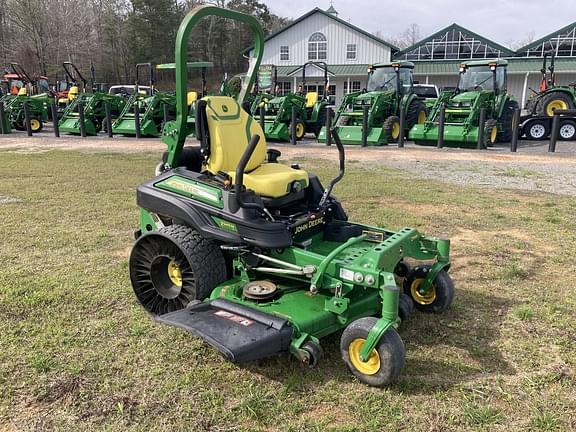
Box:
[394,23,515,59]
[276,64,370,77]
[516,21,576,54]
[412,58,576,75]
[244,8,398,54]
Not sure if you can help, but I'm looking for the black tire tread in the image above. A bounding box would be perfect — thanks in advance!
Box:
[403,265,454,313]
[405,99,427,131]
[536,92,575,117]
[383,115,401,143]
[497,99,519,142]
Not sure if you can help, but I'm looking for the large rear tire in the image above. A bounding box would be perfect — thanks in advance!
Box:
[537,92,575,117]
[129,224,227,315]
[497,100,519,143]
[405,99,427,131]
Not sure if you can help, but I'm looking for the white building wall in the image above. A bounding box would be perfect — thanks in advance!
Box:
[249,12,391,67]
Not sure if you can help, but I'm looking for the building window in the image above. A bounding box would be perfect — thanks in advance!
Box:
[277,81,292,95]
[280,45,289,61]
[346,44,356,60]
[308,32,327,60]
[344,81,361,94]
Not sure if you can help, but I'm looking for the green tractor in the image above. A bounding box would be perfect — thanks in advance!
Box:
[410,60,518,147]
[318,61,427,145]
[525,52,576,117]
[130,5,455,388]
[58,62,126,136]
[254,61,331,141]
[4,63,51,133]
[112,63,176,137]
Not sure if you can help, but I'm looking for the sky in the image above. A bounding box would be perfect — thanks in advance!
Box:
[266,0,574,49]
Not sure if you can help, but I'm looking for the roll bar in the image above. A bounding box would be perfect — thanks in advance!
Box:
[63,62,87,91]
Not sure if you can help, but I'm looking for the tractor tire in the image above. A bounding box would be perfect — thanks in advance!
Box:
[30,117,43,133]
[129,224,227,315]
[537,92,575,117]
[93,118,103,133]
[483,119,498,147]
[405,99,427,131]
[525,97,538,115]
[341,317,405,387]
[290,119,306,141]
[524,119,550,140]
[383,116,401,144]
[403,265,454,313]
[497,100,519,143]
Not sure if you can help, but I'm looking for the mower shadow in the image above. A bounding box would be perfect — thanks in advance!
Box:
[242,288,516,393]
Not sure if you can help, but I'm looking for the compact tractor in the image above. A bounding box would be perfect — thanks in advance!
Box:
[254,61,331,141]
[318,61,427,145]
[3,63,51,132]
[58,62,125,135]
[520,53,576,140]
[129,6,455,387]
[410,59,518,147]
[112,63,176,137]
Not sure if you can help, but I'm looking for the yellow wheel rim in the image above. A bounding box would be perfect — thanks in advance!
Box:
[546,100,568,117]
[417,110,426,124]
[490,126,497,143]
[392,121,400,139]
[296,123,305,139]
[349,338,381,376]
[410,279,436,305]
[30,119,41,131]
[167,260,182,288]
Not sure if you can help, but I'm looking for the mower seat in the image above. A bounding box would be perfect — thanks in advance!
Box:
[68,86,79,101]
[201,96,308,199]
[305,92,318,108]
[187,91,198,106]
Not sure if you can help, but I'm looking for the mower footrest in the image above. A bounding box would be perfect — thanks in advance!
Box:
[156,299,293,362]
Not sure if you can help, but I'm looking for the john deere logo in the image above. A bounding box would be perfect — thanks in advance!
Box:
[222,104,229,112]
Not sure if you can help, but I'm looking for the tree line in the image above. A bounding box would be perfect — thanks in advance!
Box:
[0,0,289,89]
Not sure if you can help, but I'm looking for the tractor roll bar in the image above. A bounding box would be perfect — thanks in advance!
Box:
[10,63,32,84]
[136,63,154,95]
[63,62,87,91]
[166,5,265,169]
[301,61,329,96]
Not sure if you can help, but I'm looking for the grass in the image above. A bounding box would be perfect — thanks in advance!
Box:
[0,149,575,431]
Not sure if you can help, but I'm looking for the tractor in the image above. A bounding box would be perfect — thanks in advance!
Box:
[3,63,51,132]
[254,61,331,141]
[58,62,126,135]
[130,5,455,388]
[112,63,176,137]
[318,61,427,145]
[410,59,518,147]
[525,52,576,117]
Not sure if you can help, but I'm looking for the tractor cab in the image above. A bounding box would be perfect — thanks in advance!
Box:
[367,61,414,95]
[456,60,507,95]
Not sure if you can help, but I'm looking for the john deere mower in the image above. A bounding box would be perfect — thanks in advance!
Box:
[254,61,331,141]
[58,62,125,135]
[410,60,518,147]
[318,61,427,145]
[129,6,455,387]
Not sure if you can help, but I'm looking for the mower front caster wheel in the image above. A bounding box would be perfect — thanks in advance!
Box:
[403,265,454,313]
[341,317,405,387]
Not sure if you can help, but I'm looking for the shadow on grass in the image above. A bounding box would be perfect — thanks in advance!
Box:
[240,288,516,394]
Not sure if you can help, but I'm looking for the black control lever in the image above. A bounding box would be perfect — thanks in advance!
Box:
[319,128,345,207]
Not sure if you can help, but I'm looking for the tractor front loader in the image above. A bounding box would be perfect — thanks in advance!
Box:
[410,60,518,147]
[318,61,427,145]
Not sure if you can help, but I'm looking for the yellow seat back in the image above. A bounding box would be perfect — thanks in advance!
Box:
[306,92,318,108]
[18,87,27,96]
[68,86,79,101]
[187,91,198,106]
[203,96,267,175]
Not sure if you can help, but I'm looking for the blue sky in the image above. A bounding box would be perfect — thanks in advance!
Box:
[266,0,573,48]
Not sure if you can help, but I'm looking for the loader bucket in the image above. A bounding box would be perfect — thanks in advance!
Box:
[112,118,158,137]
[327,125,387,146]
[59,116,98,136]
[264,122,290,141]
[410,124,480,148]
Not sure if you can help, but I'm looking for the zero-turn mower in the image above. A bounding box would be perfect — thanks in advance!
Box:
[410,59,518,147]
[129,5,455,387]
[318,61,427,145]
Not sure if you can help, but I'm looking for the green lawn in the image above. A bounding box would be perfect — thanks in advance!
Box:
[0,150,575,431]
